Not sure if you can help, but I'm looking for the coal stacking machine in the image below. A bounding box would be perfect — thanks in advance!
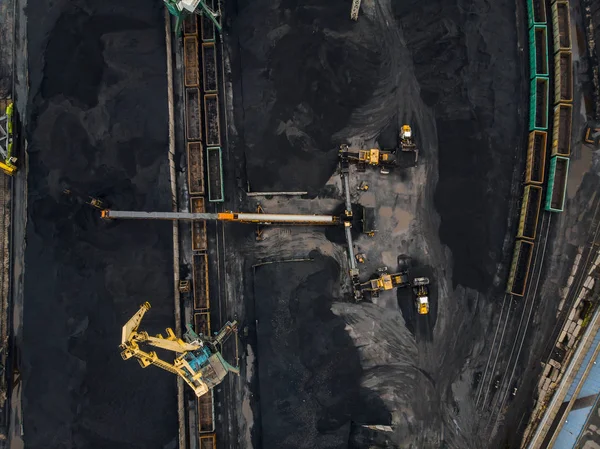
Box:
[120,302,239,398]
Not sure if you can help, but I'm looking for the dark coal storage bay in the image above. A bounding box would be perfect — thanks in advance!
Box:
[228,0,382,196]
[253,253,390,448]
[22,0,177,448]
[228,0,520,291]
[227,0,523,447]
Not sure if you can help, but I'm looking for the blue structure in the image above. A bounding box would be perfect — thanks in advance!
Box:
[552,328,600,448]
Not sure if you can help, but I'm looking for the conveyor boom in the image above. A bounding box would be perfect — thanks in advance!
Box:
[102,210,340,225]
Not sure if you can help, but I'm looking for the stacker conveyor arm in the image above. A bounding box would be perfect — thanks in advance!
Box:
[101,210,341,225]
[102,210,218,220]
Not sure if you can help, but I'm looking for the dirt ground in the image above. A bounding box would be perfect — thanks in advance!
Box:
[20,1,178,448]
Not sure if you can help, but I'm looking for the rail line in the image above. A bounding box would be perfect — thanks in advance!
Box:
[537,200,600,370]
[476,215,550,412]
[503,204,600,444]
[476,292,512,408]
[487,213,552,436]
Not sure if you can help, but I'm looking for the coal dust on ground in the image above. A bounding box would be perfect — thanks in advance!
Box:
[393,0,522,292]
[22,1,177,448]
[253,252,390,448]
[227,0,382,195]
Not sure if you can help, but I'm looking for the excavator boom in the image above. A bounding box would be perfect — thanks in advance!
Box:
[119,302,238,398]
[121,302,151,345]
[136,330,201,353]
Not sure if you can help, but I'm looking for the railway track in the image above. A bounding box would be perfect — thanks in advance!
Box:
[537,200,600,371]
[474,212,552,439]
[486,213,553,436]
[475,292,513,409]
[482,199,600,440]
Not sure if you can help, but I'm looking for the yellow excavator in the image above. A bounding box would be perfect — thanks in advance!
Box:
[339,144,396,174]
[0,101,17,176]
[120,302,239,398]
[360,268,410,298]
[358,256,431,314]
[359,256,411,298]
[339,125,418,174]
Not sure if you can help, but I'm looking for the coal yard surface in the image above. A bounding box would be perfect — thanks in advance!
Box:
[226,0,528,447]
[20,0,177,447]
[253,254,390,448]
[4,0,599,447]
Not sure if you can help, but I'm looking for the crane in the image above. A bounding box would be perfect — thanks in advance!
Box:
[120,302,239,398]
[0,101,17,176]
[164,0,222,34]
[101,209,343,225]
[339,153,363,299]
[350,0,361,20]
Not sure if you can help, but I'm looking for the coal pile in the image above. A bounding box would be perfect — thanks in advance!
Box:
[22,0,177,448]
[226,0,383,195]
[253,252,389,448]
[392,0,522,292]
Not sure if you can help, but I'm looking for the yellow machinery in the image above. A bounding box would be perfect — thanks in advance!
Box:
[358,258,431,315]
[360,270,409,298]
[412,277,430,315]
[338,124,418,174]
[358,149,395,166]
[584,126,600,145]
[359,258,411,298]
[120,302,239,398]
[400,125,416,150]
[0,101,17,175]
[340,144,397,174]
[63,188,106,210]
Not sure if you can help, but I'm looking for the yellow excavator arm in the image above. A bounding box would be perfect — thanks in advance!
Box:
[121,302,151,346]
[119,302,238,398]
[135,328,200,353]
